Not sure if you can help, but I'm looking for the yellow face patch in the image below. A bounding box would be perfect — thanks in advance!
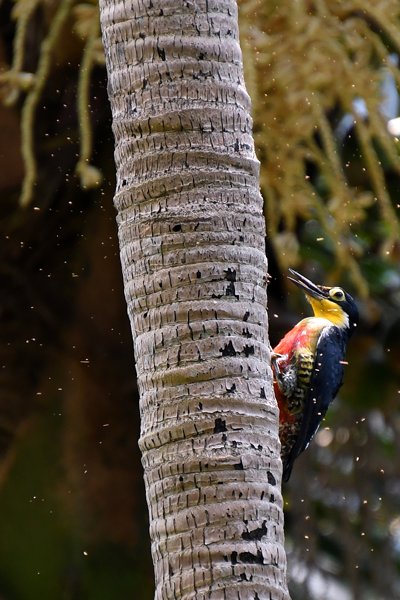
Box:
[306,296,349,328]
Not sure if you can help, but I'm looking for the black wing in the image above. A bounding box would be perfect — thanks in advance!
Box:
[283,326,347,481]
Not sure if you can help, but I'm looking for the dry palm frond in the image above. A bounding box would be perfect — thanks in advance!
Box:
[239,0,400,294]
[0,0,104,206]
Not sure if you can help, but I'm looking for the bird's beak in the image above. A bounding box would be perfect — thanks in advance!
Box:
[287,269,326,300]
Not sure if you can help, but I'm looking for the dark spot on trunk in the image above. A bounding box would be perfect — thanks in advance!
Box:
[239,550,264,565]
[267,471,276,486]
[242,327,253,338]
[260,387,266,398]
[197,402,203,411]
[214,418,227,433]
[243,311,250,322]
[234,459,244,470]
[251,443,263,452]
[157,46,166,60]
[234,138,240,152]
[241,521,268,541]
[226,281,239,298]
[220,340,237,357]
[270,494,275,503]
[231,551,238,565]
[243,344,254,357]
[172,223,181,231]
[196,270,201,278]
[226,383,236,394]
[224,267,237,281]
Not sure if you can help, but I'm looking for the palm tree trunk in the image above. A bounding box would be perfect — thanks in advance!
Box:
[99,1,290,598]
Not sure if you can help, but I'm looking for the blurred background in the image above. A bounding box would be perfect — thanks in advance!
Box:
[0,0,400,598]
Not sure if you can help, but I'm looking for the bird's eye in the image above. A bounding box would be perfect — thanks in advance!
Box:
[329,287,345,301]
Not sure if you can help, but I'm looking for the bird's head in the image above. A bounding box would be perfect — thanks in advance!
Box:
[288,269,359,335]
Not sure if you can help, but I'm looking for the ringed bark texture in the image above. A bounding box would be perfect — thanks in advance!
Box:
[100,1,289,598]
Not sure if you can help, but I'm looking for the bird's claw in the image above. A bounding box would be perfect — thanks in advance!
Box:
[271,352,285,375]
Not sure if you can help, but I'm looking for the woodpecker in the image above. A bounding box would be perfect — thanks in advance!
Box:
[272,269,358,481]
